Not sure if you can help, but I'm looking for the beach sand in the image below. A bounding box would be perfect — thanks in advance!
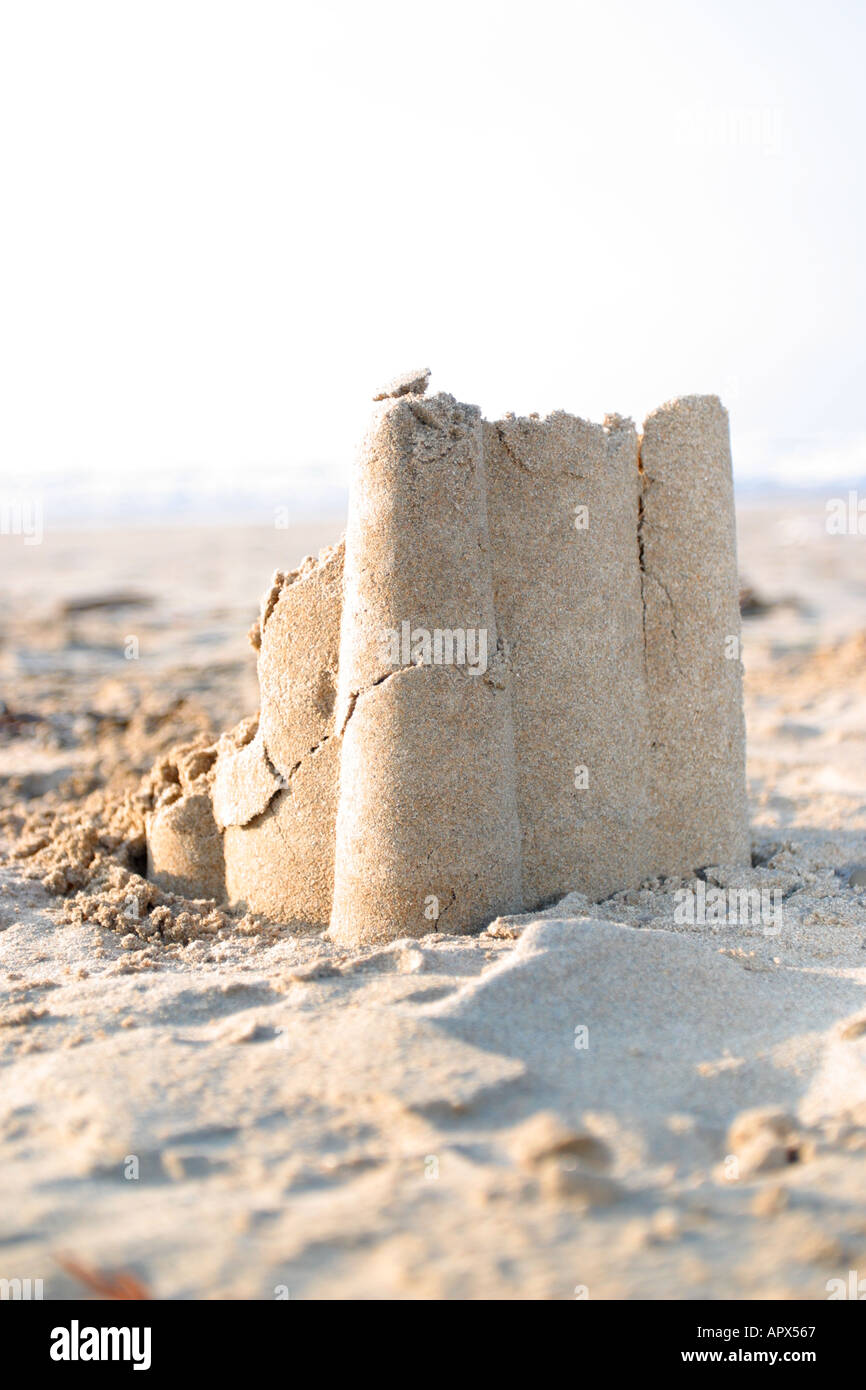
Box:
[2,499,866,1300]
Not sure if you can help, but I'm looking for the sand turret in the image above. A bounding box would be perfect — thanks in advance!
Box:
[639,395,750,875]
[329,384,524,944]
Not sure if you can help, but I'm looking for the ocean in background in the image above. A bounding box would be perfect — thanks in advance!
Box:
[4,446,866,531]
[6,461,350,531]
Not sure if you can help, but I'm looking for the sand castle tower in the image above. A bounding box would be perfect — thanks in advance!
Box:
[146,370,749,943]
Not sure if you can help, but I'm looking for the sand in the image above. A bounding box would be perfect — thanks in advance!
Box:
[330,390,523,942]
[144,384,749,942]
[484,410,650,902]
[1,500,866,1299]
[641,396,750,875]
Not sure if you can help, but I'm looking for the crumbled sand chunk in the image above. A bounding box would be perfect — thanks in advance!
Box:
[372,366,431,400]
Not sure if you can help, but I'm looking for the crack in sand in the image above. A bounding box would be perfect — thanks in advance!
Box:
[637,462,682,676]
[338,669,402,738]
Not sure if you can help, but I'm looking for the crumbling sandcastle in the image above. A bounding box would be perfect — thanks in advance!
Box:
[146,369,749,944]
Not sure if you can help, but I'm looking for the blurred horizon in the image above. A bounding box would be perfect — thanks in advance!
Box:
[18,449,866,532]
[2,0,864,525]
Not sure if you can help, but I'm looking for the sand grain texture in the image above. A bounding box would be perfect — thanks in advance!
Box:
[1,495,863,1300]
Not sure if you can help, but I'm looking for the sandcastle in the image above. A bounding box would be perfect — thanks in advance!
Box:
[146,369,749,944]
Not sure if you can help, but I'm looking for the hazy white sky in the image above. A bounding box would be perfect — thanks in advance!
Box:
[2,0,864,513]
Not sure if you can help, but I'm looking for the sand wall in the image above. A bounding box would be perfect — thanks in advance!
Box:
[219,544,344,927]
[484,411,650,905]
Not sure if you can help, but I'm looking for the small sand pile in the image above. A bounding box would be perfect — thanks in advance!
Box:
[2,774,232,944]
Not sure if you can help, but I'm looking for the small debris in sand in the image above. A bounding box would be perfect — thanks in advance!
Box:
[59,592,154,616]
[372,366,431,400]
[839,1014,866,1041]
[56,1255,151,1300]
[738,584,803,618]
[509,1111,611,1171]
[726,1107,802,1176]
[508,1111,620,1204]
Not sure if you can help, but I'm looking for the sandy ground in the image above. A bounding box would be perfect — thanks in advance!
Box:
[2,499,866,1301]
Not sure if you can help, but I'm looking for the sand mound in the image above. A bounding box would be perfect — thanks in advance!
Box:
[423,919,866,1154]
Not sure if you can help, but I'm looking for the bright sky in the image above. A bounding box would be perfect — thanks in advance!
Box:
[2,0,864,515]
